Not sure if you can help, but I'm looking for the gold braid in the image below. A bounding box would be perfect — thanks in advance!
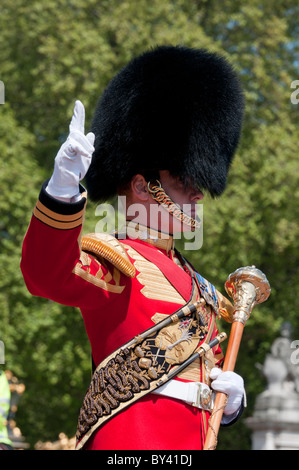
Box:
[147,181,200,230]
[206,395,228,450]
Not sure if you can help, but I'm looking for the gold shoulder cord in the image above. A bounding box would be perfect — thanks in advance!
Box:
[81,234,136,278]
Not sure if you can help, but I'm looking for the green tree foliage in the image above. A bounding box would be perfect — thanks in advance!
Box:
[0,0,298,449]
[0,103,91,444]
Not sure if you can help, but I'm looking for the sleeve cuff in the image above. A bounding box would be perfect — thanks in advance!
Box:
[33,180,87,230]
[220,396,245,427]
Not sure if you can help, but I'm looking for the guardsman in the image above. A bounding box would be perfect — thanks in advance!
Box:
[21,45,245,450]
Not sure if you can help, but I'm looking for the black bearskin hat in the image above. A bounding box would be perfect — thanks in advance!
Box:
[86,45,244,201]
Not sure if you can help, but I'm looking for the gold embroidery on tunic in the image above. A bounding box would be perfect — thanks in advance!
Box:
[124,245,186,305]
[79,251,91,269]
[177,357,202,382]
[72,263,125,294]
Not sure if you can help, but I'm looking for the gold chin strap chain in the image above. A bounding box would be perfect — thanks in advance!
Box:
[147,180,201,230]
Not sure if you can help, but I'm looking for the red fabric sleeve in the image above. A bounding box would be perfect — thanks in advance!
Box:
[20,181,120,309]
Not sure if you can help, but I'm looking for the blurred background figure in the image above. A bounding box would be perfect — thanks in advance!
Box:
[0,370,13,450]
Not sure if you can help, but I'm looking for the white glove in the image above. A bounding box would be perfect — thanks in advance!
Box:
[46,100,95,201]
[210,367,244,416]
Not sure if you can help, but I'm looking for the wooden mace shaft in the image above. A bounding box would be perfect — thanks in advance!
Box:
[203,320,245,450]
[203,267,270,450]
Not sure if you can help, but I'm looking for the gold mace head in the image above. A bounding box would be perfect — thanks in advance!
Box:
[224,266,271,324]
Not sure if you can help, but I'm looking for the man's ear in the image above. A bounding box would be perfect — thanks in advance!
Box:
[130,174,150,201]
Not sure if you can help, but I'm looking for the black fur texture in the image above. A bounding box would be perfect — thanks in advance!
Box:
[86,45,244,201]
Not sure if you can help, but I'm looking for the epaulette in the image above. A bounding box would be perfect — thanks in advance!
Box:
[81,233,136,278]
[196,273,234,323]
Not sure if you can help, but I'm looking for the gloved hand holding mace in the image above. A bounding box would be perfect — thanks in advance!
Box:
[204,266,271,450]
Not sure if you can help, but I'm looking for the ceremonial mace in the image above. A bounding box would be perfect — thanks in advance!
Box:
[203,266,271,450]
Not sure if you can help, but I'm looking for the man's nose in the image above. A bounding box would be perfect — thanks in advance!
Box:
[190,189,204,202]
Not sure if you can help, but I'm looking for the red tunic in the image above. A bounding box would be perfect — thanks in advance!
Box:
[21,182,228,450]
